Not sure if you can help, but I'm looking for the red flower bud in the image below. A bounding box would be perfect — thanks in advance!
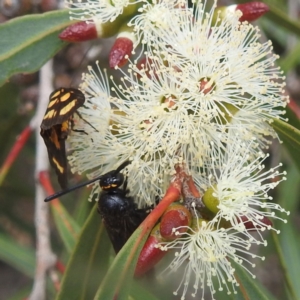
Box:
[236,2,269,22]
[109,37,133,68]
[135,225,166,277]
[160,203,192,240]
[59,21,99,42]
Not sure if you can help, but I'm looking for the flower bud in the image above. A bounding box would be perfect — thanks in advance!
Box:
[236,2,269,22]
[59,21,99,42]
[135,224,166,277]
[59,18,123,42]
[109,25,136,68]
[214,2,269,25]
[160,203,192,240]
[109,37,133,68]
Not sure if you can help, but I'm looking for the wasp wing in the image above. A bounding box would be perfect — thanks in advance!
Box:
[41,88,85,130]
[104,208,149,253]
[40,124,69,189]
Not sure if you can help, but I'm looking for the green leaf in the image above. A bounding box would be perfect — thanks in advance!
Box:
[0,10,73,87]
[276,163,300,300]
[278,164,300,213]
[50,201,81,252]
[74,190,94,227]
[285,106,300,131]
[130,281,159,300]
[264,1,300,37]
[7,286,32,300]
[278,42,300,72]
[0,232,35,277]
[271,118,300,171]
[56,204,112,300]
[94,224,148,300]
[230,260,277,300]
[279,222,300,300]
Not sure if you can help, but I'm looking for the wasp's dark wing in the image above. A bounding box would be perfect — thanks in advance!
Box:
[40,123,69,189]
[40,87,85,188]
[41,88,85,130]
[104,208,150,253]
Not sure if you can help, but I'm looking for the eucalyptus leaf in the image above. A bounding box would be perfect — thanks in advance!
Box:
[226,260,277,300]
[271,119,300,171]
[279,222,300,300]
[56,204,111,300]
[94,225,148,300]
[0,10,73,87]
[50,201,81,253]
[0,232,35,277]
[265,2,300,37]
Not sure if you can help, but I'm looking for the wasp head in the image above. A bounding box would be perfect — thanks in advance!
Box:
[100,171,124,190]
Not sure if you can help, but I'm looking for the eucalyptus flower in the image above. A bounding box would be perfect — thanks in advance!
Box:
[198,138,289,234]
[146,0,288,148]
[68,0,288,206]
[158,218,266,300]
[63,1,291,299]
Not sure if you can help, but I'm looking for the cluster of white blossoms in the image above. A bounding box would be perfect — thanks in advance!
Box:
[67,0,289,298]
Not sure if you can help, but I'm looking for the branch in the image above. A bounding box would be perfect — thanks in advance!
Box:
[29,60,56,300]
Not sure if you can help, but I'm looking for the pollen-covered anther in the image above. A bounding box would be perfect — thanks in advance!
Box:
[109,37,133,68]
[236,2,269,23]
[59,21,98,42]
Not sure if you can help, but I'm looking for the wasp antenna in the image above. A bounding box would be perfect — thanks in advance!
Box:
[44,175,103,202]
[116,160,131,173]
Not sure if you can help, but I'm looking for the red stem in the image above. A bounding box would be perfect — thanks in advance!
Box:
[0,126,32,184]
[38,171,78,238]
[39,170,55,196]
[184,175,201,198]
[55,259,66,274]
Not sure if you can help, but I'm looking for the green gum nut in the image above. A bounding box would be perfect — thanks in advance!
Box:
[202,185,220,214]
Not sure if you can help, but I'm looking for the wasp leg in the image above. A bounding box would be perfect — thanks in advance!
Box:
[73,128,88,135]
[123,176,131,196]
[75,111,99,132]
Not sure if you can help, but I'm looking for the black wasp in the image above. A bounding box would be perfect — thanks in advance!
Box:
[45,161,152,253]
